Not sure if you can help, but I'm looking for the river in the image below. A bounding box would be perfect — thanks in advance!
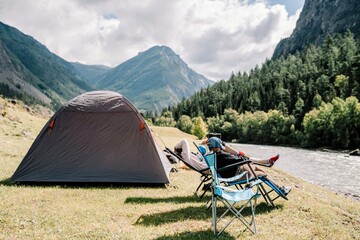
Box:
[230,143,360,199]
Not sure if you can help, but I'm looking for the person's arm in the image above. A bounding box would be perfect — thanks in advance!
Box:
[177,139,191,163]
[224,144,246,156]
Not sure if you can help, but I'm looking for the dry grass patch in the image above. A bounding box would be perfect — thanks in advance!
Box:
[0,97,359,239]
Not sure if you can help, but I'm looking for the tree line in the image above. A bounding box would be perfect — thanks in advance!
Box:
[0,83,45,107]
[151,31,360,149]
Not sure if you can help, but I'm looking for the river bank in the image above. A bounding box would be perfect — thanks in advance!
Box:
[229,142,360,202]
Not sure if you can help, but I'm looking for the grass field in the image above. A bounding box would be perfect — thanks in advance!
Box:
[1,97,360,239]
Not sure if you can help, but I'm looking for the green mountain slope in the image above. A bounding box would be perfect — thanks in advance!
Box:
[96,46,214,113]
[0,22,213,112]
[0,22,92,109]
[273,0,360,58]
[71,62,112,86]
[0,39,51,105]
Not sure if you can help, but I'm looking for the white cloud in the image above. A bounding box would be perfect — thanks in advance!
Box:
[0,0,300,80]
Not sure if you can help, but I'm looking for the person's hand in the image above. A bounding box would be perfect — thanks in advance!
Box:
[200,137,208,145]
[238,151,245,156]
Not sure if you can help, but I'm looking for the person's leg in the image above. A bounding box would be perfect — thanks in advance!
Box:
[225,143,279,166]
[237,163,292,196]
[250,154,279,166]
[244,163,285,189]
[252,164,292,196]
[241,163,264,179]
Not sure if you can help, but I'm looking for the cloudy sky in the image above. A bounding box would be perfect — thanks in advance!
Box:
[0,0,304,80]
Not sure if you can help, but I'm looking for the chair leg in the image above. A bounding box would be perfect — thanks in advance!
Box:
[250,198,257,234]
[200,183,211,198]
[194,181,204,197]
[262,177,288,200]
[213,197,258,236]
[195,176,211,198]
[259,183,275,207]
[212,193,217,236]
[235,199,257,234]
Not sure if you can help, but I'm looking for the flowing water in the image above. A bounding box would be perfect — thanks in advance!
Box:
[230,143,360,198]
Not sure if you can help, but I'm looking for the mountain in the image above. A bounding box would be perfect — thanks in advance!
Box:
[0,21,92,109]
[0,22,213,112]
[273,0,360,58]
[71,62,112,86]
[96,45,214,113]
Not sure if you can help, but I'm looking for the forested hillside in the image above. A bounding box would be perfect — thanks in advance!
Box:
[158,32,360,149]
[273,0,360,58]
[0,22,93,109]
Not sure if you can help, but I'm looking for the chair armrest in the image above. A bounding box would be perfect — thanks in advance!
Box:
[217,159,252,172]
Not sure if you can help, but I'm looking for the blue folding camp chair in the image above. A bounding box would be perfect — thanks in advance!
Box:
[201,152,262,236]
[193,142,288,207]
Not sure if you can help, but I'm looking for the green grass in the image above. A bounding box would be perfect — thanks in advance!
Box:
[1,97,360,239]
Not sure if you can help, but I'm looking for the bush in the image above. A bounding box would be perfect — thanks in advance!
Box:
[191,117,207,139]
[154,111,176,127]
[177,115,193,134]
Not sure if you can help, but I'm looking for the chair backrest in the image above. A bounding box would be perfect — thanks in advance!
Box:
[194,142,207,158]
[165,147,209,174]
[194,143,220,184]
[202,153,221,186]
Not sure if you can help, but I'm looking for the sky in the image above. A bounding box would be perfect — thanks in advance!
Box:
[0,0,305,80]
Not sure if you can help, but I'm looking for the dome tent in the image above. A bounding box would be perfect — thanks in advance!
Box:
[11,91,172,184]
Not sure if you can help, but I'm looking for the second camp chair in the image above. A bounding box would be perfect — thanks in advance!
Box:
[164,147,211,198]
[202,152,262,236]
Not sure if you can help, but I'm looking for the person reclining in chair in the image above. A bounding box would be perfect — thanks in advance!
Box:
[207,137,292,196]
[174,138,279,171]
[200,135,279,167]
[174,139,208,171]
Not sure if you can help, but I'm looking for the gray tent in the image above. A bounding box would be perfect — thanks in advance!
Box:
[11,91,172,183]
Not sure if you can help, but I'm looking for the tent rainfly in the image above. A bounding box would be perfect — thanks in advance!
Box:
[11,91,172,184]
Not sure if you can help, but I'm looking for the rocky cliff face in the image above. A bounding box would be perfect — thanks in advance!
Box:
[273,0,360,58]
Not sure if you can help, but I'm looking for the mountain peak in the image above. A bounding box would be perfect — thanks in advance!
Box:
[97,45,213,113]
[149,45,173,52]
[138,45,178,58]
[272,0,360,58]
